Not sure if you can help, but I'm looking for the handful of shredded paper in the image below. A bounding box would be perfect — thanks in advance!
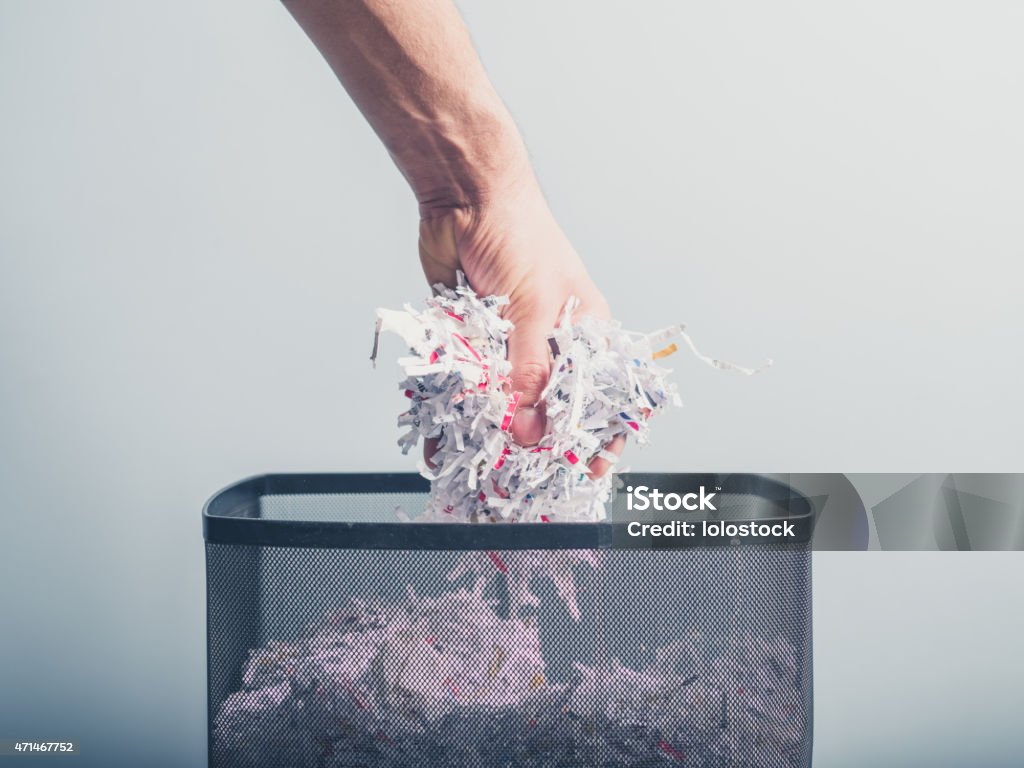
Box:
[371,274,769,523]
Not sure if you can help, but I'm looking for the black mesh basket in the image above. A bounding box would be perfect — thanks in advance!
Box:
[204,473,813,768]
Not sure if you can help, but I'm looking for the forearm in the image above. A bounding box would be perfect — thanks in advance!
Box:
[283,0,531,215]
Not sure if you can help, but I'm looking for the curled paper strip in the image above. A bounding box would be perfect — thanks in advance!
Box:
[674,325,773,377]
[372,274,768,522]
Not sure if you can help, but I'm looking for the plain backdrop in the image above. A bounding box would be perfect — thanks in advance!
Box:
[1,2,1022,766]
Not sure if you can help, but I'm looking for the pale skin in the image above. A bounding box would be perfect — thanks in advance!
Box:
[284,0,625,476]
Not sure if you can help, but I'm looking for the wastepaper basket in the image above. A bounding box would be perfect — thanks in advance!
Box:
[204,473,814,767]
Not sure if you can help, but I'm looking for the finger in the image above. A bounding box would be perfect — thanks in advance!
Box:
[423,436,440,469]
[587,434,627,479]
[505,317,553,446]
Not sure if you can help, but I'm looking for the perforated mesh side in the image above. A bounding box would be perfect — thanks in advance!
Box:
[207,543,811,768]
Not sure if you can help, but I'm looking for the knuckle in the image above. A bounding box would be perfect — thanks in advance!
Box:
[512,360,549,399]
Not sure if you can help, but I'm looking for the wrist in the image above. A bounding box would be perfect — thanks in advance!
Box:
[398,104,533,218]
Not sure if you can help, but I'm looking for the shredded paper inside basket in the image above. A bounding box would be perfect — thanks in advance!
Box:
[371,274,770,522]
[215,571,805,768]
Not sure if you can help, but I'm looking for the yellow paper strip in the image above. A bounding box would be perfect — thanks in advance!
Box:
[652,343,678,359]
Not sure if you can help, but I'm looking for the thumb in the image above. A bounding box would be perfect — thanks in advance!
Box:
[418,215,460,289]
[506,318,552,446]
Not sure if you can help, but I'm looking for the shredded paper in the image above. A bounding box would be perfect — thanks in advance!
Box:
[214,558,805,768]
[370,274,769,523]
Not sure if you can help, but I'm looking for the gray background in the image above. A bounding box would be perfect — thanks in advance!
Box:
[1,1,1022,766]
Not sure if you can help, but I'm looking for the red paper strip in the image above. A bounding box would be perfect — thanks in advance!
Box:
[487,551,509,573]
[657,740,685,762]
[452,333,482,361]
[491,479,510,499]
[500,391,521,431]
[343,680,368,711]
[493,445,512,469]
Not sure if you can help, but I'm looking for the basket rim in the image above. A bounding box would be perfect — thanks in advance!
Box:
[202,473,814,550]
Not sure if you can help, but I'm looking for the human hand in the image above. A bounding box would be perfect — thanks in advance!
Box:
[418,171,625,478]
